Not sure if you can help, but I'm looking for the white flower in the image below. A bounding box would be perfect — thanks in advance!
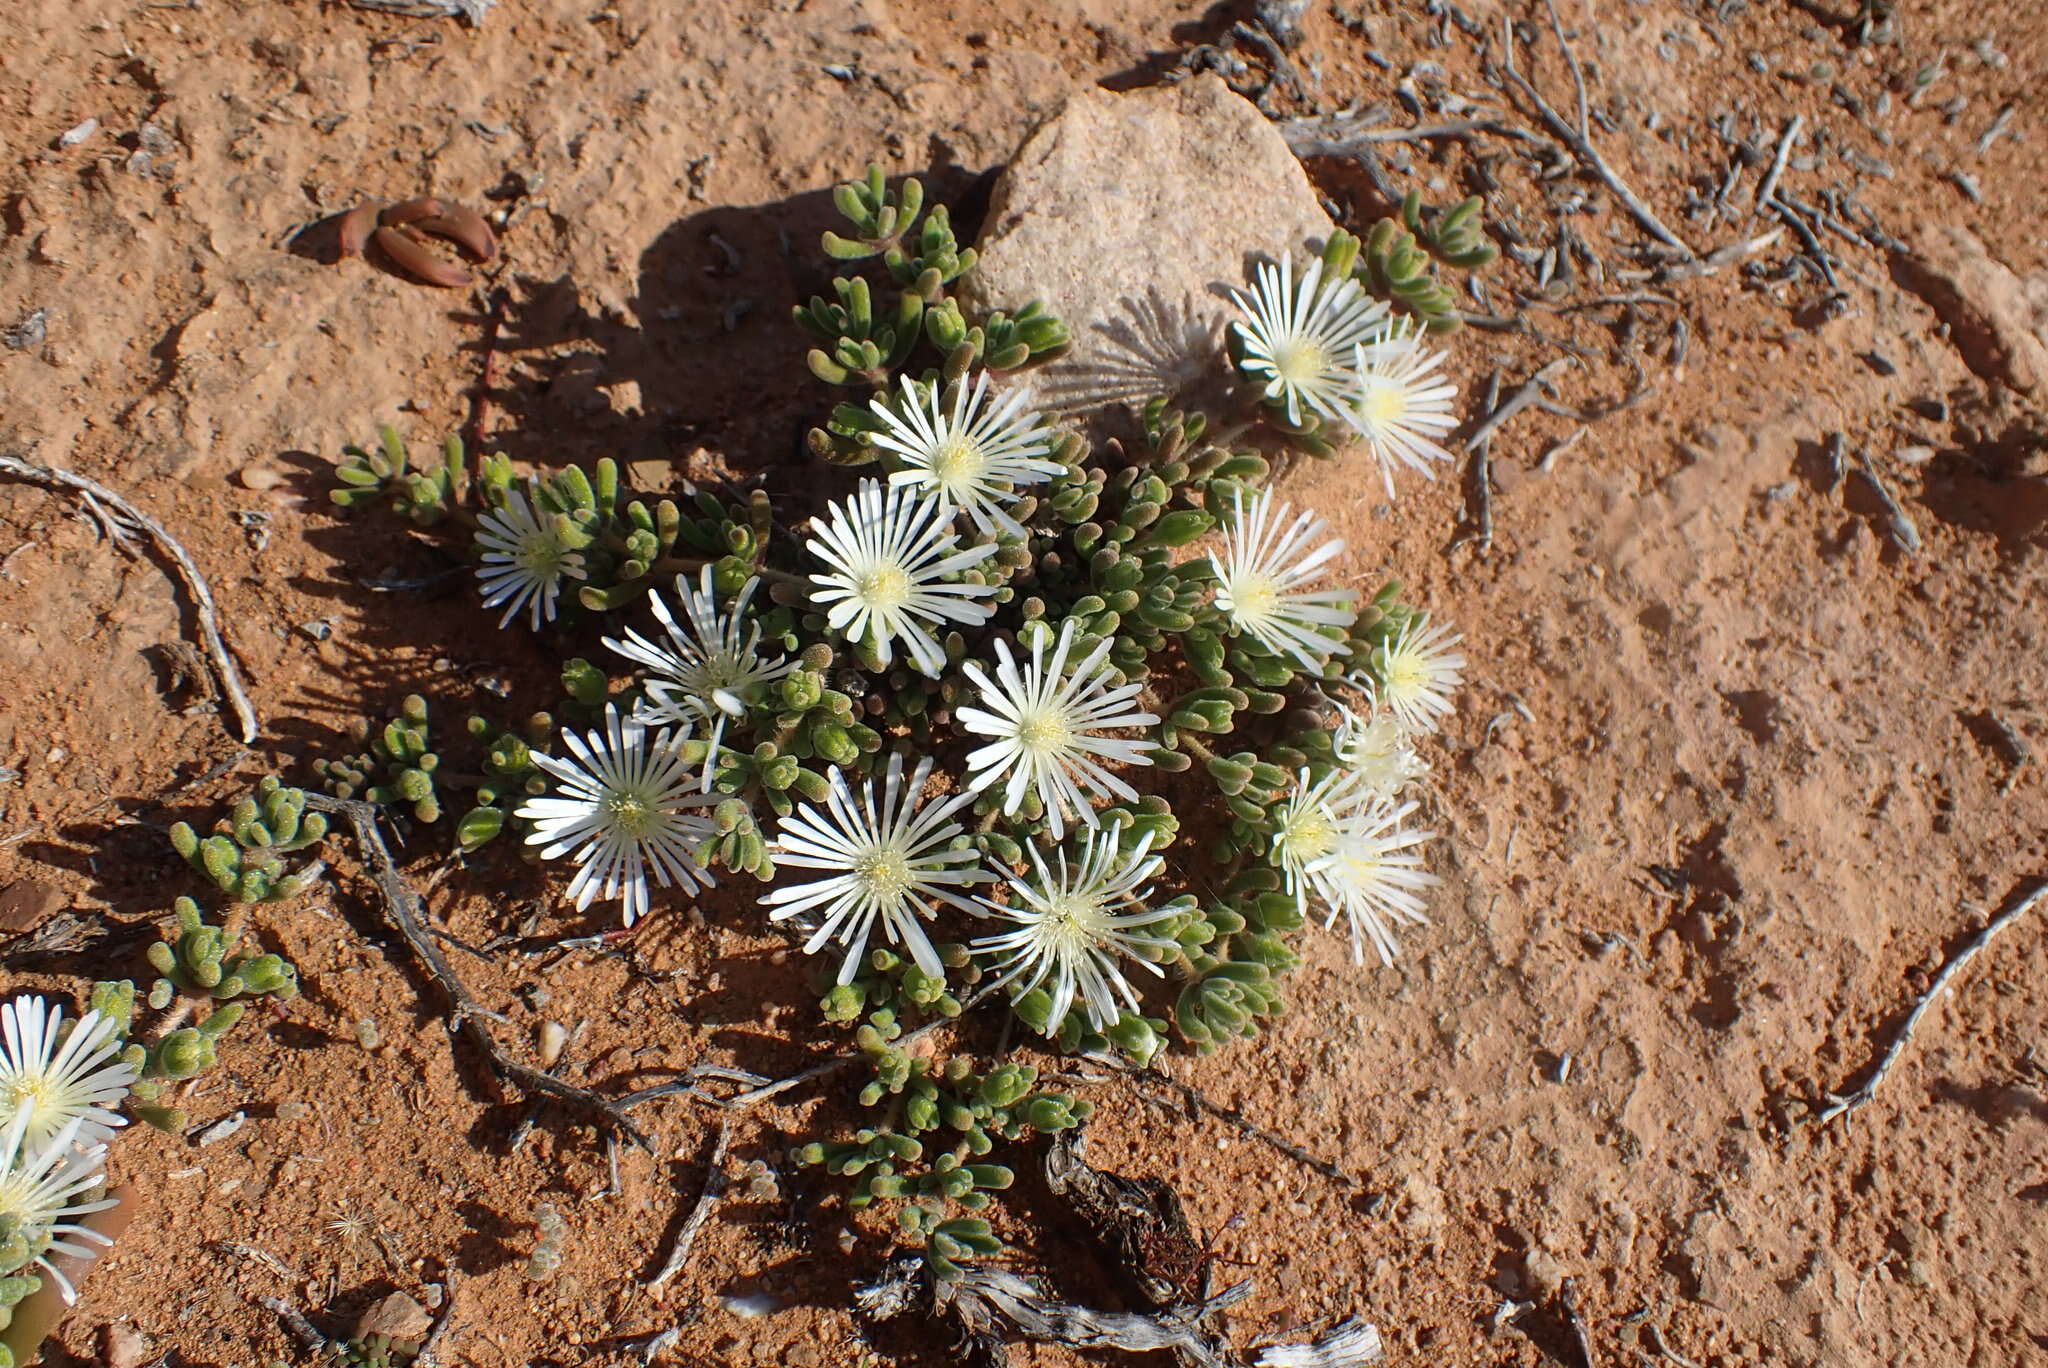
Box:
[605,567,793,789]
[1306,795,1438,965]
[956,620,1160,840]
[1213,485,1355,669]
[1271,772,1436,965]
[871,372,1064,537]
[475,483,588,630]
[1269,765,1375,914]
[0,1105,118,1304]
[1332,704,1425,798]
[805,479,1000,677]
[515,705,719,926]
[0,998,134,1150]
[1230,250,1390,426]
[763,753,989,983]
[1344,322,1459,496]
[1368,614,1465,734]
[970,827,1177,1035]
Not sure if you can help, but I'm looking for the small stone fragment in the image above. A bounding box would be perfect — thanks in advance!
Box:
[1891,226,2048,395]
[537,1019,569,1067]
[354,1291,432,1343]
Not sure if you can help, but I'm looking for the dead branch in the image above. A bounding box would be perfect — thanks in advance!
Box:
[302,793,652,1149]
[645,1116,733,1291]
[1853,451,1922,556]
[1498,20,1696,258]
[0,452,259,743]
[860,1256,1380,1368]
[259,1296,327,1352]
[1819,879,2047,1123]
[1560,1277,1597,1368]
[1464,358,1574,452]
[1450,369,1505,555]
[1753,116,1804,216]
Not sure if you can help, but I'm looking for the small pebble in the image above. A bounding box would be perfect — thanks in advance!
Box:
[718,1292,779,1319]
[237,464,284,491]
[192,1111,246,1147]
[57,117,98,148]
[537,1019,569,1068]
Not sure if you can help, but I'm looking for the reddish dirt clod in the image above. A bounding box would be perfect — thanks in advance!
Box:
[336,202,382,258]
[371,224,474,288]
[378,195,447,229]
[413,205,498,263]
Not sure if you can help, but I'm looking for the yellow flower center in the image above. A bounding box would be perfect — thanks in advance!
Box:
[1270,336,1330,386]
[1015,708,1074,753]
[1355,377,1409,428]
[859,565,912,610]
[856,849,913,901]
[931,434,986,491]
[1039,891,1109,948]
[1278,806,1336,866]
[604,792,657,838]
[1226,571,1281,623]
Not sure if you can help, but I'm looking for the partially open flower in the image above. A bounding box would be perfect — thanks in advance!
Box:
[1344,322,1459,496]
[606,567,793,789]
[1306,794,1437,965]
[1213,484,1355,670]
[474,482,588,630]
[1368,613,1466,735]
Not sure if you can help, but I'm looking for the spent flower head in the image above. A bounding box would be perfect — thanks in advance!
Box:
[0,997,134,1150]
[474,482,588,630]
[970,827,1176,1035]
[956,620,1160,840]
[763,753,989,983]
[805,478,1000,677]
[515,705,719,926]
[870,372,1064,537]
[1331,703,1425,798]
[1344,321,1459,496]
[605,567,793,788]
[1230,250,1391,427]
[0,1105,117,1304]
[1213,484,1355,670]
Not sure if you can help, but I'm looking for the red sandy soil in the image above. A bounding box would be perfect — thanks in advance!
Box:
[1,2,2044,1366]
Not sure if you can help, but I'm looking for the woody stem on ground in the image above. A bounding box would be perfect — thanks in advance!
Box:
[301,792,654,1150]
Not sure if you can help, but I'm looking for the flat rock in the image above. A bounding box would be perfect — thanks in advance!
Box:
[1892,226,2048,395]
[960,74,1334,417]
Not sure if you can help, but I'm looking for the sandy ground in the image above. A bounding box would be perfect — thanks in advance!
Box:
[2,1,2045,1365]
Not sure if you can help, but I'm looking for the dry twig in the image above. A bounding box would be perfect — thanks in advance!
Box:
[1450,369,1505,554]
[303,793,652,1148]
[645,1116,733,1291]
[1464,358,1574,452]
[0,453,259,743]
[1498,20,1695,257]
[1819,879,2047,1123]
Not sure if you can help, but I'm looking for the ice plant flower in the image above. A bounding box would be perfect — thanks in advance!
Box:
[1344,321,1459,496]
[515,706,719,926]
[0,1105,118,1304]
[1306,794,1437,965]
[0,997,135,1149]
[1212,484,1355,669]
[1269,765,1372,915]
[1367,613,1465,735]
[870,372,1064,537]
[606,567,793,789]
[805,479,999,676]
[474,482,588,630]
[970,827,1177,1034]
[1332,703,1425,798]
[956,621,1159,840]
[1229,250,1390,426]
[763,753,989,983]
